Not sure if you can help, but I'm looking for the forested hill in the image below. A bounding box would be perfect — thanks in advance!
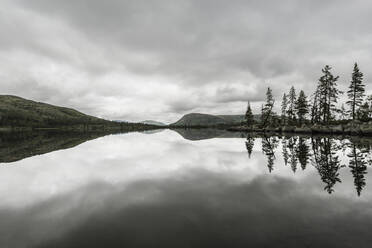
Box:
[171,113,260,127]
[0,95,156,131]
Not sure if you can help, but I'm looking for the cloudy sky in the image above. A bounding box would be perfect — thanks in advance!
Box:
[1,0,371,123]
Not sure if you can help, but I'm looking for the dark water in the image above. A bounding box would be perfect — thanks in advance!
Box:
[0,129,371,248]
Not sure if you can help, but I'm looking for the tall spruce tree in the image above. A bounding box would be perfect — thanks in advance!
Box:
[260,104,265,123]
[287,86,297,123]
[295,90,309,124]
[311,86,321,124]
[262,87,275,127]
[368,95,372,119]
[281,93,288,125]
[317,65,341,124]
[245,101,254,126]
[357,102,370,122]
[347,63,365,120]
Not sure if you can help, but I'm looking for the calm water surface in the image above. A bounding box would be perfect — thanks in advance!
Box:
[0,129,371,248]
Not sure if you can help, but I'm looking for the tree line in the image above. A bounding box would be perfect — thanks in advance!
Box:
[245,63,371,127]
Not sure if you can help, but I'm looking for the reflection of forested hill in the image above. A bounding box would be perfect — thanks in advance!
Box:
[172,128,246,141]
[0,131,112,163]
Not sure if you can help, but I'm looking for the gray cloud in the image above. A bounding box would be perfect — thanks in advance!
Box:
[0,0,371,122]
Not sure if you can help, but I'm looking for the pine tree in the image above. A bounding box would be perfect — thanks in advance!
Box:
[357,102,370,122]
[295,90,309,124]
[347,63,365,120]
[317,65,341,124]
[262,87,275,127]
[367,95,372,119]
[311,86,321,124]
[245,101,254,126]
[260,104,264,123]
[287,86,297,123]
[281,93,288,125]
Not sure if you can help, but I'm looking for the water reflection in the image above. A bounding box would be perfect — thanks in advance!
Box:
[0,130,371,247]
[0,131,110,163]
[261,136,279,173]
[246,134,372,196]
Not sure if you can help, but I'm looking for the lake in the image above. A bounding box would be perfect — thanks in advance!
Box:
[0,129,371,248]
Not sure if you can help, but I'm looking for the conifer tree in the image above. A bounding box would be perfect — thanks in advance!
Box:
[311,86,321,124]
[347,63,365,120]
[295,90,309,124]
[245,101,254,126]
[357,102,370,122]
[260,104,264,123]
[367,95,372,119]
[262,87,275,127]
[317,65,341,124]
[281,93,288,125]
[287,86,297,123]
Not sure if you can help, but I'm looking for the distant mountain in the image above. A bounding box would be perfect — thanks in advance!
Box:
[172,113,229,127]
[141,120,167,126]
[171,113,260,127]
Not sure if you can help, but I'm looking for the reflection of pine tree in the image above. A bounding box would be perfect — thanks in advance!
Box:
[262,136,279,173]
[288,137,298,173]
[311,137,343,194]
[348,144,368,196]
[245,136,255,159]
[282,137,289,166]
[296,137,310,170]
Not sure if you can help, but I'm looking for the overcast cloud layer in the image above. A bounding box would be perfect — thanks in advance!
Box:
[1,0,371,122]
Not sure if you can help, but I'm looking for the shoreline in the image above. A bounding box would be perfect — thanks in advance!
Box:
[227,122,372,136]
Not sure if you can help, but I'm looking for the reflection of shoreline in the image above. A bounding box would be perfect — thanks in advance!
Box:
[228,123,372,137]
[171,128,246,141]
[140,129,166,135]
[171,127,372,143]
